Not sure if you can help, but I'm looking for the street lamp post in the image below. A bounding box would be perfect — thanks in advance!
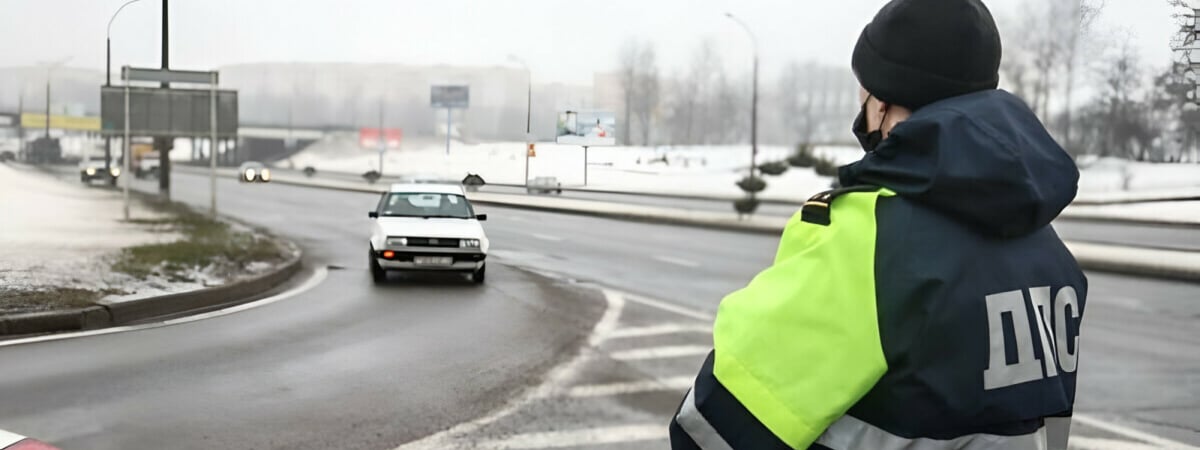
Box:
[106,0,143,175]
[38,58,71,140]
[725,12,760,195]
[508,55,532,186]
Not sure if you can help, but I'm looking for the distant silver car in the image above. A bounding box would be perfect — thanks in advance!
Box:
[238,161,272,183]
[527,176,562,195]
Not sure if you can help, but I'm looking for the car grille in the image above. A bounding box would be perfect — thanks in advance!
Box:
[407,237,461,248]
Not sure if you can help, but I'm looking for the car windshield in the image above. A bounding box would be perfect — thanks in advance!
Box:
[380,192,474,219]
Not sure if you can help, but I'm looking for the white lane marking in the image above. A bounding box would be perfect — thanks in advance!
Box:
[398,290,626,450]
[622,292,715,322]
[529,233,564,242]
[654,255,701,268]
[0,429,26,447]
[611,345,710,361]
[563,376,694,398]
[1069,436,1163,450]
[588,290,627,346]
[1073,414,1200,449]
[474,424,666,449]
[0,267,328,348]
[604,323,712,340]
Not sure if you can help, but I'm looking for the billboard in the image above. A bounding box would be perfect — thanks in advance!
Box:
[100,86,238,138]
[20,113,101,131]
[360,128,403,150]
[431,85,470,108]
[556,110,616,146]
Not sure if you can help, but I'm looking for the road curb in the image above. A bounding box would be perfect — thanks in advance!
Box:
[1056,212,1200,229]
[1066,242,1200,282]
[0,249,303,337]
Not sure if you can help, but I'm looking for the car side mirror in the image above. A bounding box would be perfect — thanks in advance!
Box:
[476,214,488,221]
[368,211,379,218]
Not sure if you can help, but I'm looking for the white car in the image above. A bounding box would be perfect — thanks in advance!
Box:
[368,183,489,284]
[527,176,562,195]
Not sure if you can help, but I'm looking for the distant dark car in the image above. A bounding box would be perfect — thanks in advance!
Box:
[79,159,121,186]
[0,151,14,162]
[462,173,485,192]
[238,161,272,183]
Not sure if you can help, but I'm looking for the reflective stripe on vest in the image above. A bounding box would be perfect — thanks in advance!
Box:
[815,415,1070,450]
[675,388,734,450]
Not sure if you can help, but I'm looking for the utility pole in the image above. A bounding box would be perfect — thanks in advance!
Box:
[210,71,218,218]
[726,13,760,197]
[378,98,385,175]
[44,77,51,139]
[17,89,24,158]
[157,0,171,199]
[509,55,533,186]
[107,0,143,175]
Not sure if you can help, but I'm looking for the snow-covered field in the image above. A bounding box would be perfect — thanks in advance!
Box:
[0,163,280,309]
[0,163,183,300]
[280,133,856,201]
[280,134,1200,202]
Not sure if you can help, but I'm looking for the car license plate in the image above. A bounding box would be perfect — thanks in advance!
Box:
[414,256,453,266]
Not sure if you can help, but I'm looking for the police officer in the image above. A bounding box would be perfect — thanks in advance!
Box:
[670,0,1088,448]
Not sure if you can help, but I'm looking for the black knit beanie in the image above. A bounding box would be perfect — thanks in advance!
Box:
[852,0,1002,110]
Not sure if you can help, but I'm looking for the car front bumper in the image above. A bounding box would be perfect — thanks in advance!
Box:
[375,250,486,271]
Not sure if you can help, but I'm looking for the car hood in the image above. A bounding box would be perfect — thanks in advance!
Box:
[375,217,485,239]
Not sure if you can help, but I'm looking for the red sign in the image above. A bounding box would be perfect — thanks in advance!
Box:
[360,128,403,150]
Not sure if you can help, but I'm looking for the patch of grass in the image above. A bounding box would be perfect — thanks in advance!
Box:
[0,287,123,314]
[114,204,285,280]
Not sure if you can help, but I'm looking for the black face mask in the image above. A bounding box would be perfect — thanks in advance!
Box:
[852,95,888,153]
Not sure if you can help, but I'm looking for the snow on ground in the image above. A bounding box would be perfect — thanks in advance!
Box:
[283,134,1200,202]
[1076,157,1200,193]
[284,133,852,201]
[0,163,283,308]
[0,163,182,298]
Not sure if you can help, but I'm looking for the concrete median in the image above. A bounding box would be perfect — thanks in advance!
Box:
[0,249,302,338]
[189,167,1200,283]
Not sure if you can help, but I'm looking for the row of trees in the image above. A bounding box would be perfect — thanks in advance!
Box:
[617,0,1198,163]
[616,39,859,148]
[1002,0,1198,161]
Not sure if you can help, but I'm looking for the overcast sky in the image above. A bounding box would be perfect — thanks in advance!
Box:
[0,0,1183,84]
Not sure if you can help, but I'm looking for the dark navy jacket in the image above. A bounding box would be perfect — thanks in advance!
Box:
[839,89,1088,442]
[671,90,1088,449]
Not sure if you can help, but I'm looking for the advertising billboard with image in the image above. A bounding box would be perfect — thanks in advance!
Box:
[556,110,616,146]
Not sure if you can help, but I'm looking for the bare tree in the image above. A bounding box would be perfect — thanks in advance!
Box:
[1096,35,1150,158]
[633,46,661,145]
[1058,0,1105,151]
[617,40,640,146]
[617,39,663,146]
[778,61,818,145]
[663,39,724,145]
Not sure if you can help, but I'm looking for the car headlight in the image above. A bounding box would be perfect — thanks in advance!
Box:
[110,167,121,177]
[244,168,256,181]
[387,237,408,247]
[260,168,271,182]
[460,239,481,248]
[85,167,96,175]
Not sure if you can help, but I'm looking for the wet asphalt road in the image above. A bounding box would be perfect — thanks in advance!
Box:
[1,167,1198,448]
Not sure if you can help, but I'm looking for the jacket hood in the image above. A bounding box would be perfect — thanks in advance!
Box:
[839,90,1078,237]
